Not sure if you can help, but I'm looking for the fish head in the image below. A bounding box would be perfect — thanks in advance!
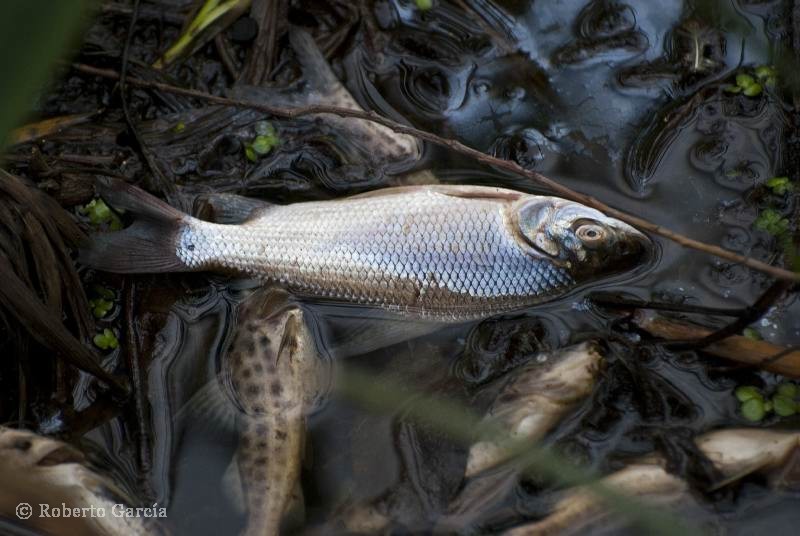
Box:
[516,197,653,282]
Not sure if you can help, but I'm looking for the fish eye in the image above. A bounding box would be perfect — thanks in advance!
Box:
[575,223,607,247]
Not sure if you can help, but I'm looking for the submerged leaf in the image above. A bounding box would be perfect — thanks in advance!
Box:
[740,398,766,422]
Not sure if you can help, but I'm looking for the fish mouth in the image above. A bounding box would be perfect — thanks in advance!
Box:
[613,225,653,263]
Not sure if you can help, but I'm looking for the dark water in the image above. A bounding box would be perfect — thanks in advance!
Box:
[41,0,800,534]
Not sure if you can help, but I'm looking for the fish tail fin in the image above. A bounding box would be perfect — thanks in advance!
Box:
[229,28,347,108]
[79,177,192,273]
[287,28,343,96]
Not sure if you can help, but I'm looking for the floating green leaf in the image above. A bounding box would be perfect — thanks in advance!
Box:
[740,397,766,422]
[736,73,756,88]
[755,65,776,80]
[772,394,796,417]
[742,83,762,97]
[765,176,793,195]
[735,385,762,403]
[776,382,798,398]
[89,297,113,319]
[173,121,186,133]
[92,284,115,300]
[245,122,280,161]
[252,134,278,155]
[416,0,433,10]
[742,328,762,341]
[93,328,119,350]
[79,198,123,230]
[754,209,790,236]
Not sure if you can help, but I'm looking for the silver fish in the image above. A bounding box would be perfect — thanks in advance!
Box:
[81,181,651,322]
[503,428,800,536]
[0,426,164,536]
[465,341,604,477]
[222,289,322,536]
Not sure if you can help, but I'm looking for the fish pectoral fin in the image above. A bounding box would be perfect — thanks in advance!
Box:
[175,376,242,437]
[191,192,277,225]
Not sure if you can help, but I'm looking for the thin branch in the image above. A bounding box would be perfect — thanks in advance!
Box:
[590,294,747,318]
[667,280,794,351]
[70,62,800,283]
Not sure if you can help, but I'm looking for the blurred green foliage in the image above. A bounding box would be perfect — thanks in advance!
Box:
[0,0,90,149]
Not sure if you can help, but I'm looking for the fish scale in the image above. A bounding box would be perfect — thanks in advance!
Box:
[177,188,574,320]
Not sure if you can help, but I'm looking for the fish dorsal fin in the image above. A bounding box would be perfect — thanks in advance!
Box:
[345,184,524,203]
[191,192,277,225]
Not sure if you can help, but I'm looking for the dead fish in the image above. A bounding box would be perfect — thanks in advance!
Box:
[81,181,651,322]
[465,341,604,477]
[231,28,421,168]
[0,426,164,536]
[222,289,322,536]
[504,428,800,536]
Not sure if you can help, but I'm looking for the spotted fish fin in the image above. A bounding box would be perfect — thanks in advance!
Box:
[79,177,192,273]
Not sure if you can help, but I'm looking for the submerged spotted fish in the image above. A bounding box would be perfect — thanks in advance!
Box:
[0,426,164,536]
[222,289,322,536]
[81,180,650,321]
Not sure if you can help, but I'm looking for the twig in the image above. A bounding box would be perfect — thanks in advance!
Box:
[634,310,800,378]
[590,294,746,318]
[70,62,800,283]
[214,33,239,80]
[118,1,176,201]
[123,278,154,497]
[668,280,794,351]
